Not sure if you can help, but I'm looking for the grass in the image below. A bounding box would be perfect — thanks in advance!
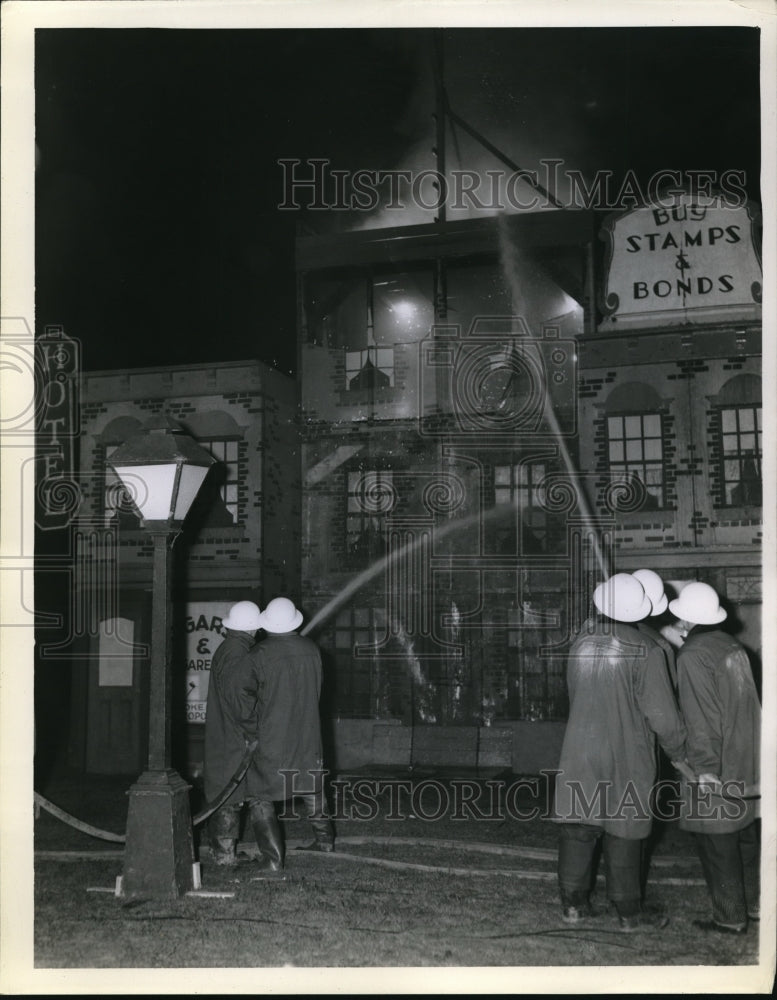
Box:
[31,767,765,973]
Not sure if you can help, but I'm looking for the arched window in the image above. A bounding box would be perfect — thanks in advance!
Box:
[603,382,666,509]
[98,416,144,524]
[712,374,762,507]
[182,412,245,525]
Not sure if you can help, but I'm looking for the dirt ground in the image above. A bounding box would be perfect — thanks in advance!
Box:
[30,766,767,979]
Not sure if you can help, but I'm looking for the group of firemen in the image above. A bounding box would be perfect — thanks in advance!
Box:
[554,570,761,935]
[202,596,333,877]
[204,573,760,937]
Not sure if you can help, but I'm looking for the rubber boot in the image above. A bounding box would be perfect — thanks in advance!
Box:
[210,838,235,866]
[560,889,595,924]
[208,804,242,866]
[617,907,670,932]
[296,793,335,853]
[248,800,285,875]
[603,834,658,930]
[302,816,335,853]
[557,824,599,922]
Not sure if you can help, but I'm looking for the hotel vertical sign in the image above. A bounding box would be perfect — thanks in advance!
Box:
[36,325,81,530]
[599,194,762,329]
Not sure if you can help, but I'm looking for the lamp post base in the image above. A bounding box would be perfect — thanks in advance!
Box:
[120,769,196,900]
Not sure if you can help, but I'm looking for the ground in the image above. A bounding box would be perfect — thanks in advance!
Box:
[31,764,766,976]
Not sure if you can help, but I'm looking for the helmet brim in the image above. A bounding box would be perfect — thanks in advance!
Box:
[259,609,304,634]
[594,587,653,623]
[222,616,262,631]
[668,598,727,625]
[649,594,669,616]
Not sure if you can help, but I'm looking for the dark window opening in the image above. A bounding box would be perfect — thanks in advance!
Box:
[488,461,565,554]
[346,470,394,568]
[720,404,762,506]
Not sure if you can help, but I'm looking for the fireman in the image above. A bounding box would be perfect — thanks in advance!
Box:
[202,600,263,866]
[670,582,761,935]
[553,573,687,931]
[632,568,679,690]
[242,597,335,875]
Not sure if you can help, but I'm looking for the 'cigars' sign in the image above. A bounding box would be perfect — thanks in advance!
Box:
[599,194,762,329]
[183,602,231,723]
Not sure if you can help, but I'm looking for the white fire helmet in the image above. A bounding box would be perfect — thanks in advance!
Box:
[258,596,304,634]
[222,600,263,632]
[668,581,727,626]
[593,573,652,623]
[632,568,668,616]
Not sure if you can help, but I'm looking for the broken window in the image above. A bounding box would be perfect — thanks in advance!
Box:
[200,439,240,525]
[720,404,762,506]
[345,347,394,390]
[346,469,395,568]
[306,265,433,391]
[489,460,565,554]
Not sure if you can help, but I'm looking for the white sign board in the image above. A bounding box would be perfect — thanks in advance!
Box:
[600,194,762,329]
[184,602,231,723]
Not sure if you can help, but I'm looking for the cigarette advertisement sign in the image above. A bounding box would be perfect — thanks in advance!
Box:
[184,602,231,723]
[599,194,762,329]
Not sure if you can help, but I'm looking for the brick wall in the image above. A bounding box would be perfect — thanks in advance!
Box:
[79,360,298,590]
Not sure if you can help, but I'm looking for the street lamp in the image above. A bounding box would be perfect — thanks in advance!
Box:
[107,414,217,899]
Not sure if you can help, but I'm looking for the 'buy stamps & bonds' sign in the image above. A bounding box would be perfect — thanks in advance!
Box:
[599,193,761,329]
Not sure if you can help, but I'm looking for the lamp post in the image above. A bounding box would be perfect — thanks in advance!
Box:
[107,414,217,899]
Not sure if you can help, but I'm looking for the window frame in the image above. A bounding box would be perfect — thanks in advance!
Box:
[489,460,564,554]
[328,606,377,717]
[345,345,395,389]
[605,410,666,510]
[200,437,242,526]
[345,469,395,568]
[717,402,763,508]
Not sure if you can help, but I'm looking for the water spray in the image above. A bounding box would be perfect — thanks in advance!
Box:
[497,215,609,581]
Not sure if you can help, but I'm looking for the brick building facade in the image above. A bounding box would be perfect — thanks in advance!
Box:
[296,202,763,774]
[61,201,763,779]
[68,360,299,776]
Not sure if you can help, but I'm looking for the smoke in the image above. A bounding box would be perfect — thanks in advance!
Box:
[344,31,596,232]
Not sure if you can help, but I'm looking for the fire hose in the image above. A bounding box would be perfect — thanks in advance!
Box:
[34,740,259,844]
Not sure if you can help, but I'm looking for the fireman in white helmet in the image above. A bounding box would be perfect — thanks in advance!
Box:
[240,597,335,875]
[553,573,687,932]
[670,581,761,935]
[203,600,263,866]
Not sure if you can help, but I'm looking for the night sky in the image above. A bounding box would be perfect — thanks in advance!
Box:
[34,26,762,374]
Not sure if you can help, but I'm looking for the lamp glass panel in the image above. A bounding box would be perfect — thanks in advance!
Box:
[173,464,210,520]
[112,463,177,521]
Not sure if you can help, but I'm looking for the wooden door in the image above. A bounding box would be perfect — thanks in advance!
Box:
[85,615,147,774]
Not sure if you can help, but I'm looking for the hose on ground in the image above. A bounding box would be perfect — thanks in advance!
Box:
[34,740,258,843]
[33,793,127,843]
